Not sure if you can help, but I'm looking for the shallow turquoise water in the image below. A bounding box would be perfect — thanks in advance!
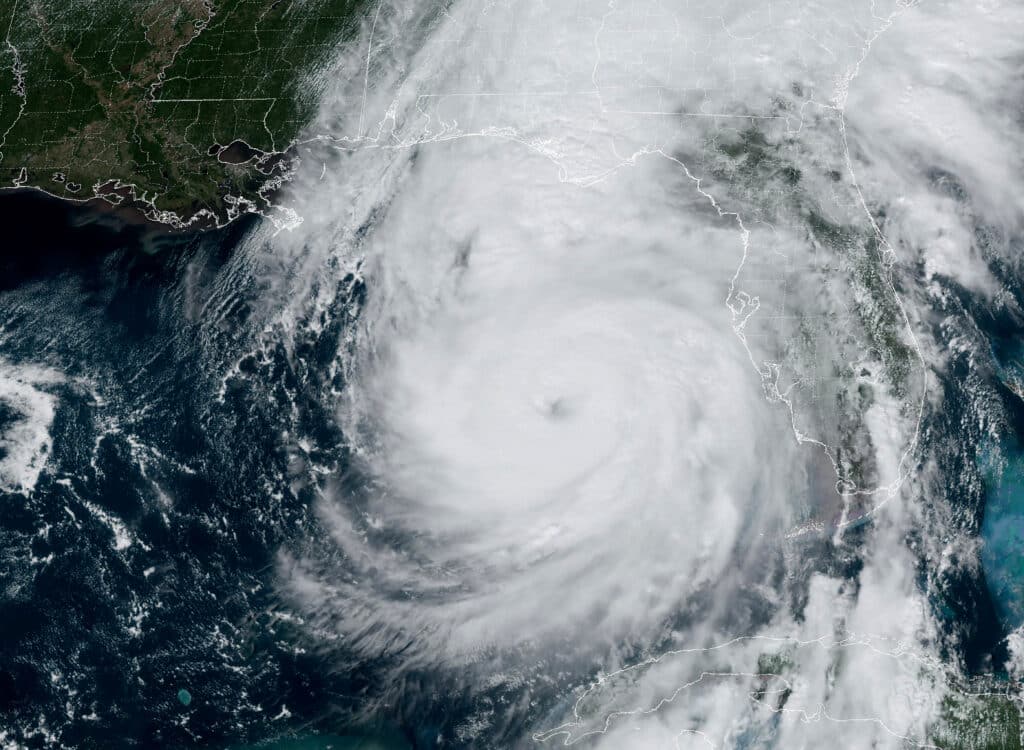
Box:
[979,441,1024,629]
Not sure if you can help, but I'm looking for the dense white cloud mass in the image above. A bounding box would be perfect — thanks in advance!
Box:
[248,0,1024,745]
[0,363,64,494]
[322,137,800,654]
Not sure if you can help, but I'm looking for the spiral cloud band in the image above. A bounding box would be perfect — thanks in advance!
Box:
[253,0,1024,745]
[328,140,802,654]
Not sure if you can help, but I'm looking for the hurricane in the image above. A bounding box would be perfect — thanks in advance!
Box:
[289,127,806,657]
[258,0,1024,744]
[3,0,1024,747]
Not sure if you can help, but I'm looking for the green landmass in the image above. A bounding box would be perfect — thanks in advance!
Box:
[0,0,367,228]
[931,692,1022,750]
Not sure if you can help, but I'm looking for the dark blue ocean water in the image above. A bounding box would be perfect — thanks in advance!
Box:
[0,191,420,749]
